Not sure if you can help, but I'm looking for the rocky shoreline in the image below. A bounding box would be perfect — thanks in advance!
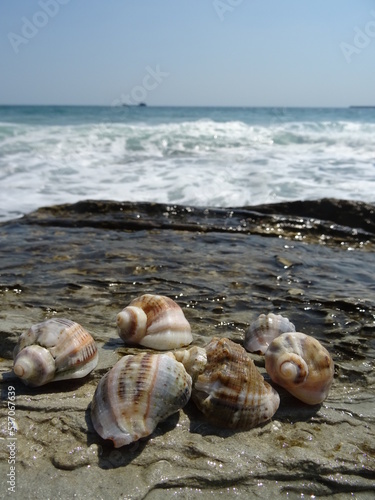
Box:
[1,199,374,499]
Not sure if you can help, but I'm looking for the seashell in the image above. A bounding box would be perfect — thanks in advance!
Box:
[265,331,334,405]
[175,337,280,430]
[173,345,207,382]
[117,294,193,350]
[13,318,98,387]
[244,313,296,354]
[91,352,192,448]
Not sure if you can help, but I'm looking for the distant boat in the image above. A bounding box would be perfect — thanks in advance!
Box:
[121,102,147,108]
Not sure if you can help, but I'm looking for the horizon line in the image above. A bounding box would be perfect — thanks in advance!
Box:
[0,103,362,109]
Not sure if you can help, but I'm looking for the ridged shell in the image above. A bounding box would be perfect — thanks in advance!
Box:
[91,352,192,448]
[177,337,280,430]
[117,294,193,350]
[13,318,98,387]
[244,313,296,354]
[265,331,334,405]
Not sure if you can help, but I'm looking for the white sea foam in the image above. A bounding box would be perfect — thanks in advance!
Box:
[0,109,374,221]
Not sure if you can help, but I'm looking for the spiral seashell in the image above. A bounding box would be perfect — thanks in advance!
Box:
[91,352,192,448]
[176,337,280,430]
[265,331,334,405]
[117,294,193,350]
[13,318,98,387]
[244,313,296,354]
[173,345,207,382]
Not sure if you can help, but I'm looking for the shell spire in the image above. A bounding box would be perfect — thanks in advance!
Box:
[13,318,98,387]
[265,331,334,405]
[244,313,296,355]
[13,345,55,387]
[117,294,193,350]
[173,345,207,381]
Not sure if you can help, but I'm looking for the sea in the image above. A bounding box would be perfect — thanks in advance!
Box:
[0,105,374,222]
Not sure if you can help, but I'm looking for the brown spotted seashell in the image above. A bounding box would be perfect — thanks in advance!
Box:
[91,352,192,448]
[265,331,334,405]
[175,337,280,429]
[244,313,296,354]
[117,294,193,350]
[13,318,98,387]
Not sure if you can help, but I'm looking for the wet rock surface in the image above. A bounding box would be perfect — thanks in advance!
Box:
[0,199,374,499]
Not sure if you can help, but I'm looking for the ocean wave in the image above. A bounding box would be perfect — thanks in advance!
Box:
[0,115,374,221]
[1,118,374,153]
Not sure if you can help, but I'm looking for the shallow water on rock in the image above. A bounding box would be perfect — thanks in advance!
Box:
[0,199,374,499]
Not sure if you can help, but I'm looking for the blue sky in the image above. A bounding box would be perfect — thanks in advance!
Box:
[1,0,374,106]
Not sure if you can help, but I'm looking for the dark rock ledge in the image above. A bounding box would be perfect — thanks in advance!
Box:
[15,198,375,247]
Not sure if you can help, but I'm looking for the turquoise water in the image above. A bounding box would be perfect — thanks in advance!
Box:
[0,105,374,221]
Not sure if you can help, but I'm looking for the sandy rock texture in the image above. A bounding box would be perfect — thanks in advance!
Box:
[1,199,374,499]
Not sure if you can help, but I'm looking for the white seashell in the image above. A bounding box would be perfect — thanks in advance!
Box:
[244,313,296,354]
[265,331,334,405]
[91,352,192,448]
[176,337,280,430]
[173,345,207,382]
[117,294,193,350]
[13,318,98,387]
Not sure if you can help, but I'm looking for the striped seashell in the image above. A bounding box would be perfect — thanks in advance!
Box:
[265,331,334,405]
[244,313,296,354]
[175,337,280,430]
[117,294,193,350]
[13,318,98,387]
[91,351,192,448]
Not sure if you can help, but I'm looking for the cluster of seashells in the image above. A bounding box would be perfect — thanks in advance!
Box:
[12,294,334,448]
